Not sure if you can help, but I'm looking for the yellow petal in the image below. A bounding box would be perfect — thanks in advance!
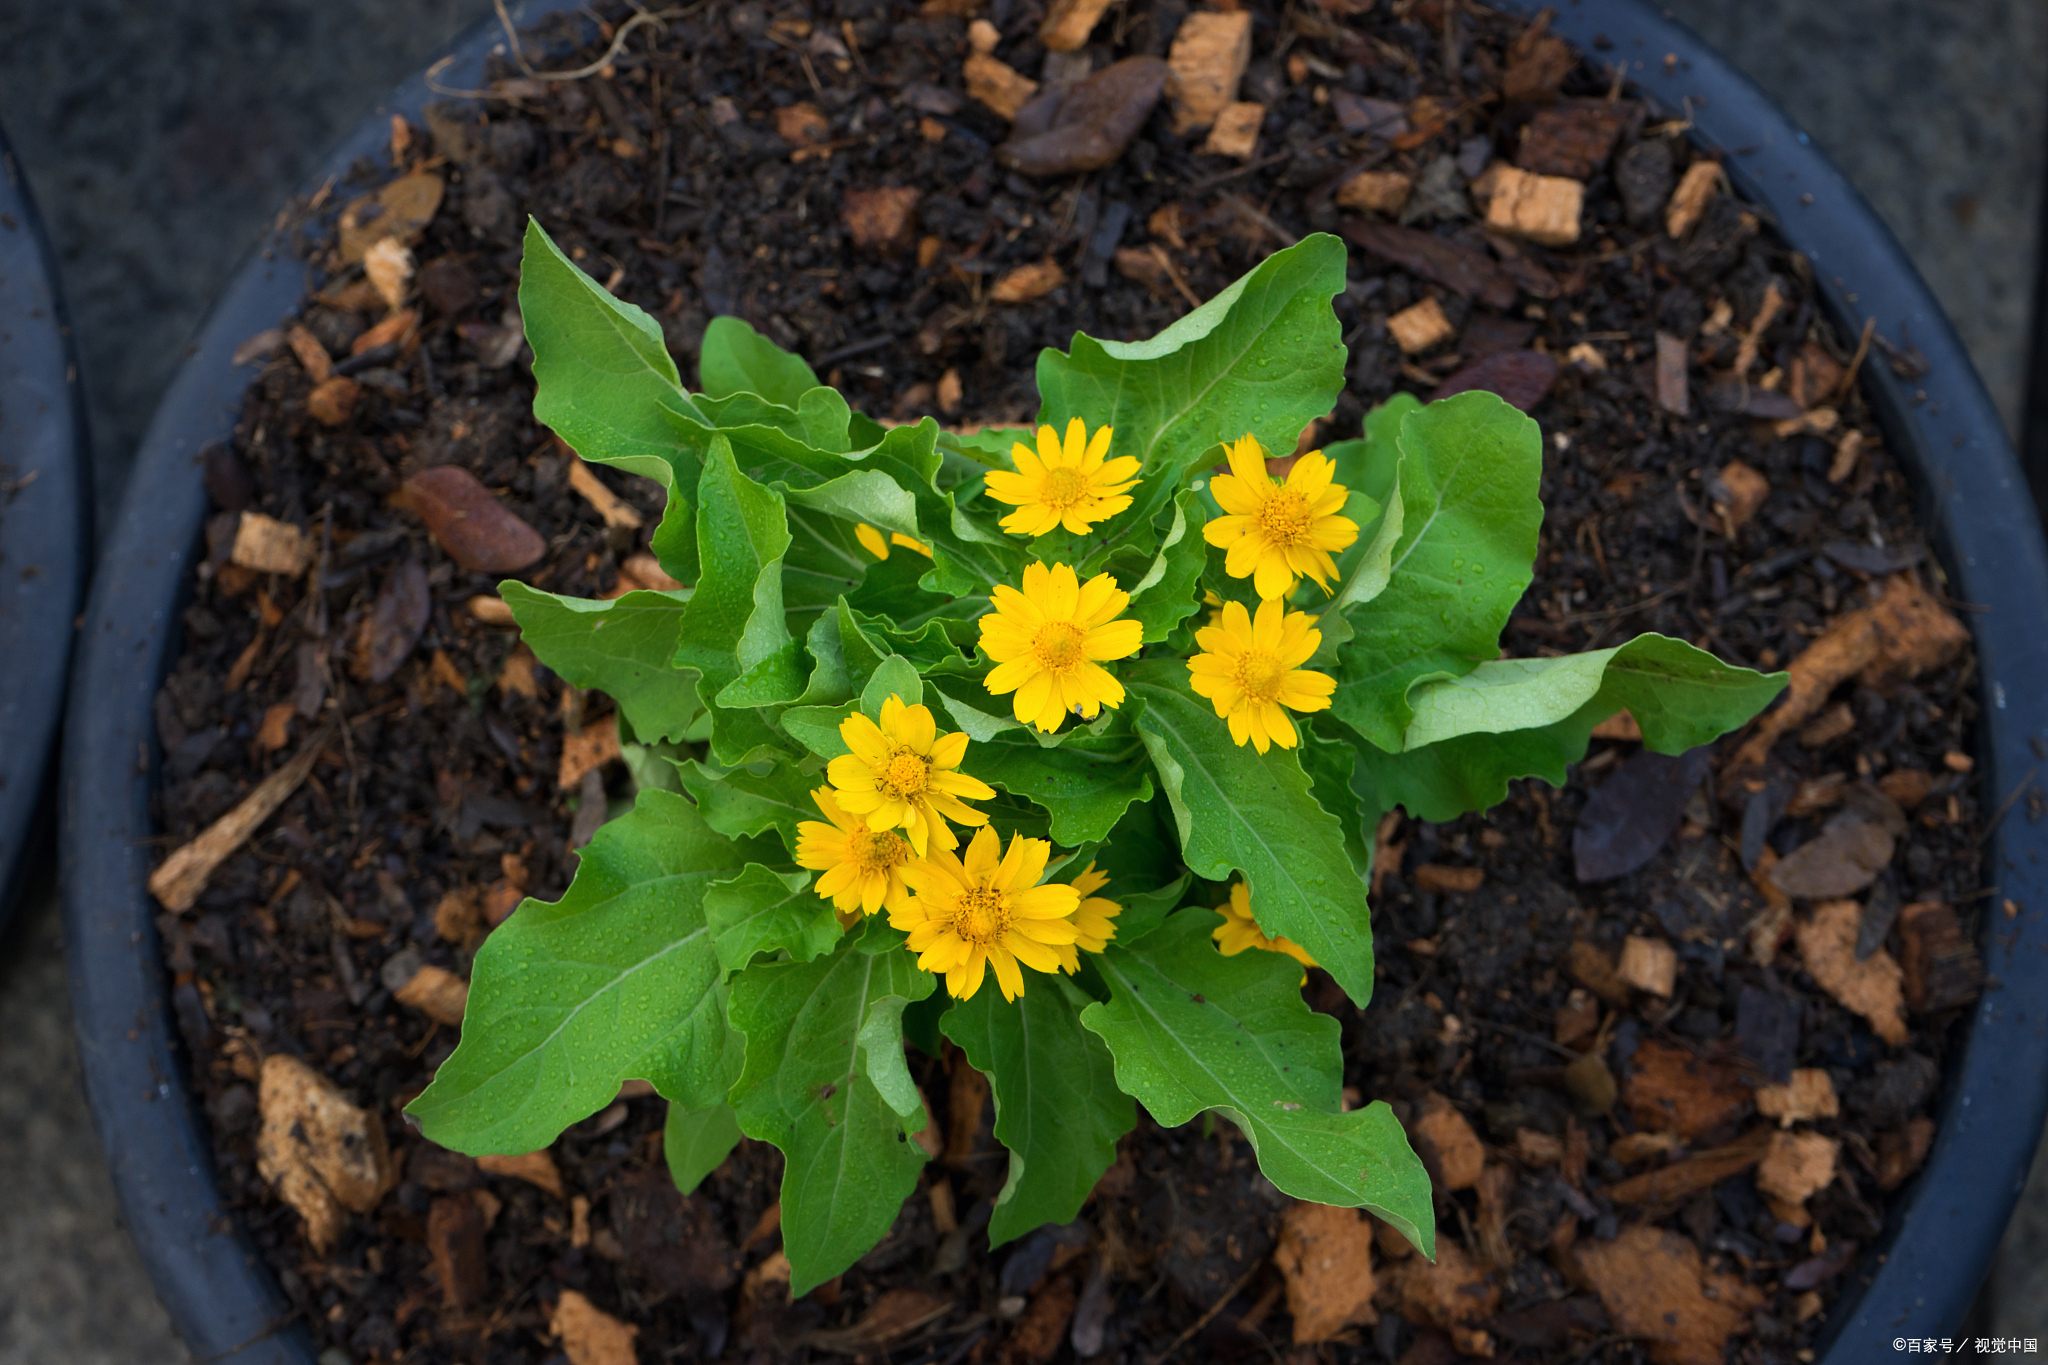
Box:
[855,522,891,559]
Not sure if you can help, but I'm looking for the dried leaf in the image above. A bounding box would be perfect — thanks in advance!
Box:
[990,261,1066,303]
[396,964,471,1026]
[1409,1091,1484,1191]
[477,1149,566,1199]
[231,512,310,575]
[339,171,446,263]
[560,717,622,791]
[1795,899,1908,1044]
[1573,748,1710,881]
[1756,1131,1837,1204]
[1576,1226,1763,1365]
[1767,813,1894,898]
[354,558,430,684]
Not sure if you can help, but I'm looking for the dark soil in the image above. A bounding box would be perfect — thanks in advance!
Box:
[149,1,1989,1362]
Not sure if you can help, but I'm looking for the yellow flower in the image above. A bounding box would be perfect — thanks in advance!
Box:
[1202,437,1359,599]
[1201,589,1226,627]
[1212,880,1315,979]
[1187,598,1335,753]
[983,419,1141,538]
[794,786,913,923]
[1054,860,1122,972]
[826,694,995,855]
[891,826,1081,1000]
[979,561,1144,732]
[854,522,932,560]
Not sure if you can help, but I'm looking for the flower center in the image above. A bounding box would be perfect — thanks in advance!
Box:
[1234,648,1288,702]
[880,749,930,799]
[1041,466,1090,510]
[849,824,909,875]
[1033,621,1087,672]
[953,886,1011,944]
[1252,488,1313,547]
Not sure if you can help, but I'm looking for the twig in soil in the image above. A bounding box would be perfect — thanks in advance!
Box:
[1972,766,2039,850]
[1147,1258,1266,1365]
[1467,1015,1578,1060]
[1148,245,1202,309]
[1557,581,1687,624]
[147,725,335,912]
[814,334,897,367]
[1221,193,1298,247]
[1834,315,1877,406]
[1186,131,1347,192]
[492,0,682,82]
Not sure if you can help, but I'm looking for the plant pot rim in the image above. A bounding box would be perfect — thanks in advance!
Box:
[0,117,92,931]
[61,2,2048,1359]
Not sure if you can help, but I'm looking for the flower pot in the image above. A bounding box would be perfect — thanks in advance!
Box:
[62,1,2048,1360]
[0,118,92,930]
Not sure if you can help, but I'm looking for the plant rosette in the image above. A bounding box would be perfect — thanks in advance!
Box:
[406,220,1788,1292]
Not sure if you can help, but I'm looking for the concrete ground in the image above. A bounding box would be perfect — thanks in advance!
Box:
[0,0,2041,1359]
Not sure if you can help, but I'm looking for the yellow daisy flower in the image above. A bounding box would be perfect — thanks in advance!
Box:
[1202,437,1359,599]
[979,561,1144,732]
[1212,880,1316,979]
[983,418,1141,537]
[891,826,1082,1001]
[1053,860,1122,973]
[826,694,995,855]
[854,522,933,560]
[1187,597,1336,753]
[794,786,914,924]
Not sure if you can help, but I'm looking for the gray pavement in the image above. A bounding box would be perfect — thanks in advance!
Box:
[0,1,2041,1360]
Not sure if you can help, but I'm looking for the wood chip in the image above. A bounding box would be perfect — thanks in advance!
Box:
[1618,935,1678,997]
[567,458,644,529]
[1829,429,1865,484]
[1413,863,1483,894]
[843,185,922,250]
[1514,1128,1565,1167]
[286,325,333,382]
[434,887,486,948]
[1501,20,1576,104]
[1039,0,1115,50]
[1553,988,1600,1048]
[1393,1242,1498,1356]
[1410,1091,1484,1191]
[477,1150,566,1199]
[1610,1130,1683,1165]
[1708,459,1770,534]
[306,375,362,427]
[1343,219,1517,310]
[257,701,295,752]
[618,553,683,592]
[1796,899,1908,1044]
[256,1053,394,1253]
[1387,297,1455,353]
[550,1289,639,1365]
[395,963,470,1026]
[1333,169,1412,215]
[469,593,516,626]
[395,465,547,573]
[1665,160,1724,239]
[1201,100,1264,159]
[1274,1203,1378,1343]
[775,100,830,153]
[1576,1225,1764,1365]
[497,646,540,700]
[1798,702,1856,748]
[1167,10,1252,133]
[149,730,329,912]
[1590,710,1641,741]
[967,18,1001,52]
[1567,939,1629,1006]
[1623,1039,1750,1138]
[1608,1127,1772,1205]
[1756,1069,1838,1127]
[427,1191,490,1308]
[1483,165,1583,246]
[1876,1117,1936,1190]
[990,260,1065,303]
[1757,1130,1838,1206]
[364,237,415,312]
[338,171,445,263]
[231,512,311,575]
[1898,900,1984,1013]
[1654,331,1689,415]
[965,52,1039,120]
[1515,98,1632,180]
[560,716,622,792]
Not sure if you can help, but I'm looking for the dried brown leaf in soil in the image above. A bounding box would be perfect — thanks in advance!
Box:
[395,465,546,572]
[1654,331,1690,415]
[396,963,470,1025]
[255,1053,394,1253]
[429,1192,490,1308]
[1484,165,1582,245]
[1756,1069,1839,1127]
[1608,1127,1771,1204]
[1573,747,1709,882]
[1609,1130,1682,1165]
[1515,1128,1564,1166]
[1501,21,1575,103]
[843,186,921,251]
[1395,1240,1499,1342]
[1409,1091,1484,1191]
[149,731,327,911]
[1002,58,1175,176]
[1623,1040,1750,1138]
[339,171,445,263]
[256,701,294,752]
[550,1289,639,1365]
[435,887,486,947]
[1429,348,1560,413]
[1568,939,1629,1005]
[1757,1130,1838,1204]
[1344,218,1517,309]
[799,1288,952,1352]
[1796,900,1908,1045]
[354,557,430,684]
[1388,297,1454,353]
[990,261,1066,303]
[1167,10,1251,132]
[364,237,414,312]
[1898,900,1984,1012]
[1768,811,1894,898]
[965,52,1039,120]
[1878,767,1934,808]
[285,324,332,381]
[306,375,362,427]
[230,512,310,575]
[1274,1202,1377,1343]
[1576,1226,1763,1365]
[479,1149,570,1198]
[775,101,830,150]
[1665,160,1724,239]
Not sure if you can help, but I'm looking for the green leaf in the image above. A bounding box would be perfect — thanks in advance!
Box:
[1124,491,1211,642]
[927,680,1028,743]
[664,1100,744,1195]
[677,758,820,854]
[1329,392,1544,751]
[704,864,843,975]
[1106,871,1194,947]
[782,702,858,760]
[728,921,936,1295]
[1299,736,1374,881]
[1351,719,1596,825]
[1037,235,1348,549]
[406,790,743,1154]
[501,582,701,744]
[1080,913,1433,1253]
[698,316,821,407]
[784,468,921,542]
[963,737,1154,845]
[861,655,925,715]
[1128,662,1376,1005]
[674,436,796,764]
[941,978,1135,1248]
[1318,393,1418,646]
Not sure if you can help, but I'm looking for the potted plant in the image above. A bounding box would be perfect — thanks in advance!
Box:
[0,118,92,929]
[63,1,2048,1361]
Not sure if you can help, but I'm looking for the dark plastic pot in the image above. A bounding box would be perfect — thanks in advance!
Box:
[0,120,92,930]
[60,2,2048,1359]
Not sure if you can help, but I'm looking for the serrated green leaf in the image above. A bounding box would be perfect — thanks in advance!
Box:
[1350,718,1596,825]
[781,702,858,759]
[962,737,1154,845]
[1124,491,1211,642]
[1317,396,1416,650]
[1127,662,1375,1006]
[1037,235,1348,554]
[795,609,854,707]
[1106,870,1194,947]
[677,757,819,854]
[704,864,843,974]
[784,468,920,540]
[1329,392,1543,751]
[501,582,701,743]
[698,316,822,407]
[942,978,1135,1248]
[1299,736,1374,881]
[728,921,936,1295]
[664,1100,744,1195]
[861,655,924,714]
[406,789,742,1154]
[1079,913,1433,1254]
[927,680,1028,743]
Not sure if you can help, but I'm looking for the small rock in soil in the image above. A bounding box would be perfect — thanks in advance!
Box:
[998,58,1171,176]
[395,466,546,572]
